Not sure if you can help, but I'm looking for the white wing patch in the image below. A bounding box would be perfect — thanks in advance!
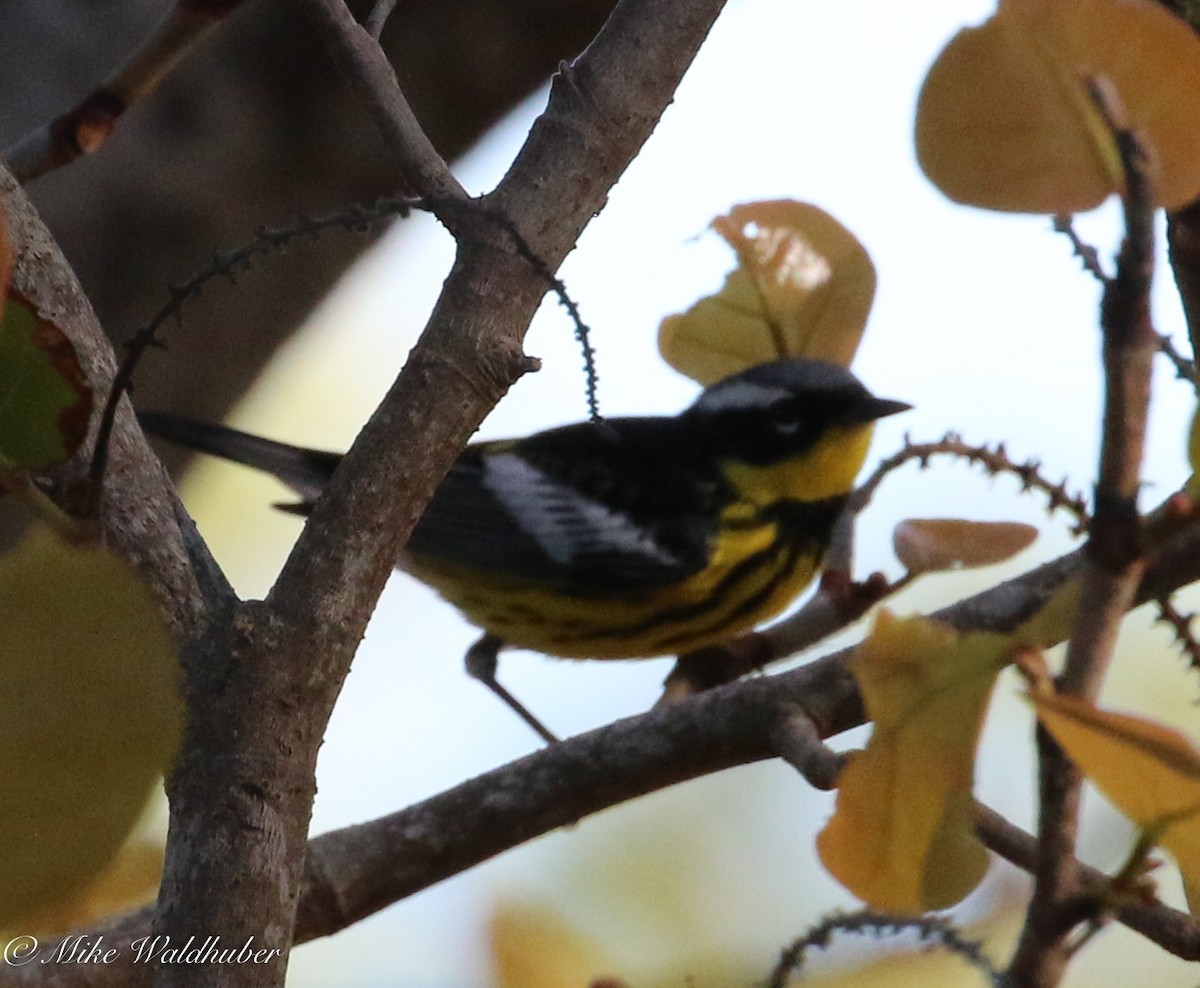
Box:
[481,454,682,568]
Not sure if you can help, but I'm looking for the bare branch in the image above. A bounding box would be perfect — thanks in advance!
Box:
[1158,333,1199,388]
[1053,213,1109,283]
[974,803,1200,961]
[1011,80,1159,988]
[0,163,219,630]
[5,1,246,183]
[365,0,400,39]
[299,0,466,204]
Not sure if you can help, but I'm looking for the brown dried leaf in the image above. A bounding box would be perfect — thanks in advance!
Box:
[893,518,1038,575]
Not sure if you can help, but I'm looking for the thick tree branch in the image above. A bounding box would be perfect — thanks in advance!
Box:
[150,2,729,986]
[0,163,216,631]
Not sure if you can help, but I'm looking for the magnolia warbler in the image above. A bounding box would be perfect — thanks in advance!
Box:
[140,358,907,740]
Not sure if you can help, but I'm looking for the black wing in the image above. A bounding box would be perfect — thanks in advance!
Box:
[407,418,730,596]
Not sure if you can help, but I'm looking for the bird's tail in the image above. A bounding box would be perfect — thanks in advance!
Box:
[138,410,342,503]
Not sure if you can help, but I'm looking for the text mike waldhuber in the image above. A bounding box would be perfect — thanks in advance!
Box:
[129,935,282,965]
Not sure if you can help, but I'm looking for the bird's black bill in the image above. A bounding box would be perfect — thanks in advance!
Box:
[866,397,912,422]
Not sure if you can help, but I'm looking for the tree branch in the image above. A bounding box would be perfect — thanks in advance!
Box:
[1010,83,1160,988]
[298,0,465,203]
[0,163,216,631]
[5,0,247,183]
[18,504,1200,988]
[149,2,730,986]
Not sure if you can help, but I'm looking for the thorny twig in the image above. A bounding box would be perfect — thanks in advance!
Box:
[84,197,419,516]
[768,910,1001,988]
[854,433,1091,535]
[1156,595,1200,673]
[1053,213,1109,283]
[480,206,603,421]
[86,196,604,514]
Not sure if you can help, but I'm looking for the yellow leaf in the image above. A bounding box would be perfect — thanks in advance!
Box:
[489,901,625,988]
[915,0,1200,213]
[0,512,181,928]
[19,830,164,936]
[658,200,875,385]
[1031,692,1200,910]
[893,519,1038,575]
[817,612,1010,912]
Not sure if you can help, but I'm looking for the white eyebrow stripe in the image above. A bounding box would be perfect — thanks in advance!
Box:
[481,454,682,567]
[694,380,793,414]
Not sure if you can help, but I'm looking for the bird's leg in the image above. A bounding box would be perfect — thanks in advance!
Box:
[657,633,773,704]
[464,634,560,744]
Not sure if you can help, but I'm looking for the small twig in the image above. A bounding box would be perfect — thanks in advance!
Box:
[1156,595,1200,673]
[300,0,465,205]
[771,707,846,790]
[768,910,1001,988]
[1158,334,1200,389]
[365,0,400,38]
[1053,214,1110,283]
[5,0,247,182]
[854,433,1090,535]
[760,570,897,660]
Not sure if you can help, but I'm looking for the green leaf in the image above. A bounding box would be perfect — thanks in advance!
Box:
[0,290,93,470]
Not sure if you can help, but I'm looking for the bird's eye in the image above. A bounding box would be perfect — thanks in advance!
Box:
[772,412,806,436]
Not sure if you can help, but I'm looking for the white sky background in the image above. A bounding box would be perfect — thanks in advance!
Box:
[176,1,1200,985]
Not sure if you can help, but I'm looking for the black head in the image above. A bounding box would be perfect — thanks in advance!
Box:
[682,359,910,464]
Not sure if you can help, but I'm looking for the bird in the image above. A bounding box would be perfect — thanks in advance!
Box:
[139,358,908,740]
